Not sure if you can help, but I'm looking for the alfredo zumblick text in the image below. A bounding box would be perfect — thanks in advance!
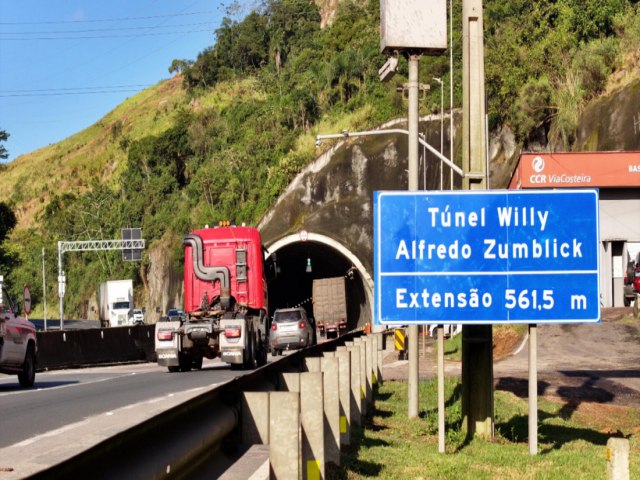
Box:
[395,206,583,262]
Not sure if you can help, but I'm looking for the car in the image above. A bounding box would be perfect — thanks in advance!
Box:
[269,307,315,356]
[166,308,186,322]
[0,277,37,388]
[131,309,144,325]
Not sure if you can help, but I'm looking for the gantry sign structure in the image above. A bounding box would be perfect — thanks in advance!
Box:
[57,230,144,329]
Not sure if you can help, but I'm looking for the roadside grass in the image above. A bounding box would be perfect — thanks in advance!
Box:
[334,378,639,479]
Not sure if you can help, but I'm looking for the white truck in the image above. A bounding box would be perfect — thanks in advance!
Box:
[98,279,134,327]
[0,276,37,387]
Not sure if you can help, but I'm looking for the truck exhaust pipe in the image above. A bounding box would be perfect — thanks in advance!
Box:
[183,234,231,308]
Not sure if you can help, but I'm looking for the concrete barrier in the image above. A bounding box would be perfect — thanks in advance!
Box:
[269,392,300,479]
[321,356,341,467]
[335,348,351,446]
[301,372,325,480]
[242,392,270,445]
[345,342,363,422]
[606,437,629,480]
[353,337,370,414]
[32,330,366,479]
[36,325,155,370]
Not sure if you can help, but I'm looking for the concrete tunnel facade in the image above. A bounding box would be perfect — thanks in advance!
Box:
[257,116,459,330]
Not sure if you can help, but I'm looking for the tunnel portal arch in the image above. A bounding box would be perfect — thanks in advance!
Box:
[265,232,373,331]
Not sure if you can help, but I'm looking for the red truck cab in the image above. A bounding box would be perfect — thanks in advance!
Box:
[184,226,267,314]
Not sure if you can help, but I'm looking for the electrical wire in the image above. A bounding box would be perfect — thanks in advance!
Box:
[2,22,213,35]
[0,11,218,25]
[0,29,212,40]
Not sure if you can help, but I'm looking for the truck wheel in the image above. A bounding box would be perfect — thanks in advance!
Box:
[243,330,256,370]
[192,356,203,370]
[256,332,267,367]
[168,366,180,373]
[179,353,192,372]
[18,344,36,388]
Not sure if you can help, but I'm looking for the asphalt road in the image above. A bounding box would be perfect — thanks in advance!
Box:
[0,359,249,478]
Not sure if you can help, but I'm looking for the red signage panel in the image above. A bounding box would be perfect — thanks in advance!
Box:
[509,152,640,189]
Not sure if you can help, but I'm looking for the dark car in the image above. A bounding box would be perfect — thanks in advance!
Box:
[269,307,315,356]
[163,308,186,322]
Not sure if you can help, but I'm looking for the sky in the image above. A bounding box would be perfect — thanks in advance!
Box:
[0,1,240,162]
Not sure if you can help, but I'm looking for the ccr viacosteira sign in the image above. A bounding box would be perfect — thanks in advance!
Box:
[373,190,600,325]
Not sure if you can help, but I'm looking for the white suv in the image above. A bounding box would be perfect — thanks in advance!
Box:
[131,309,144,325]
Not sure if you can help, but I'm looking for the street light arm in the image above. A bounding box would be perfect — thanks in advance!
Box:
[316,129,463,177]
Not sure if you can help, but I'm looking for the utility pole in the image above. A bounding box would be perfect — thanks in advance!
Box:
[433,77,444,188]
[461,0,494,438]
[407,53,421,419]
[450,0,455,189]
[42,247,47,331]
[379,0,448,421]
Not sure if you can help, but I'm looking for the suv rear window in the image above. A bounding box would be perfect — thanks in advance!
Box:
[274,310,302,322]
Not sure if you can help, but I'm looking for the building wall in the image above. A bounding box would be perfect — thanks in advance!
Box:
[599,189,640,307]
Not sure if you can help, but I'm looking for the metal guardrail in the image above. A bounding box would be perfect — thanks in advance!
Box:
[28,332,361,479]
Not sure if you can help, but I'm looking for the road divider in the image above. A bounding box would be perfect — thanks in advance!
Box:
[31,329,387,479]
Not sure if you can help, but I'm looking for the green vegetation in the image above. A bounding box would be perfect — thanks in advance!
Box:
[336,379,639,479]
[0,129,9,161]
[2,0,640,315]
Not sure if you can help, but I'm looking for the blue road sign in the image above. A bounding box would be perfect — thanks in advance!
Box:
[374,190,600,325]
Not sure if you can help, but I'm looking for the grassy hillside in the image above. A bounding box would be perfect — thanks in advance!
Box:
[0,76,187,230]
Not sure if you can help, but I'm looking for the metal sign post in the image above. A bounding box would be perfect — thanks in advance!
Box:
[380,0,448,421]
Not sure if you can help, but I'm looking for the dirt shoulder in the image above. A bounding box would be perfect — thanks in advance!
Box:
[382,308,640,413]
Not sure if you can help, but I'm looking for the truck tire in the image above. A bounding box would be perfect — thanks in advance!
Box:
[179,353,192,372]
[168,366,180,373]
[256,331,267,367]
[192,355,203,370]
[18,344,36,388]
[243,330,256,370]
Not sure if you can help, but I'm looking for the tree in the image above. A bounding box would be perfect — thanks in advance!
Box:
[0,129,9,160]
[168,59,193,75]
[0,202,17,272]
[0,202,17,242]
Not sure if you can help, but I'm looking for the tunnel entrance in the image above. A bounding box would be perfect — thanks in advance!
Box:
[265,237,371,332]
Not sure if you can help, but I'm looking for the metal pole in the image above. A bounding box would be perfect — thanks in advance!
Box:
[450,0,454,190]
[438,325,445,453]
[434,77,444,190]
[441,80,444,171]
[529,324,538,454]
[42,247,47,331]
[461,0,493,439]
[316,129,461,177]
[58,241,64,330]
[407,53,420,420]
